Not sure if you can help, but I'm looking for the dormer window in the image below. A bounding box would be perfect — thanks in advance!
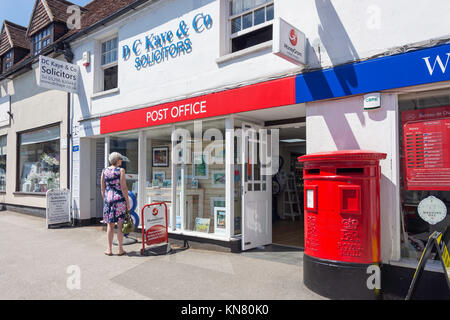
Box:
[32,25,52,55]
[3,50,13,71]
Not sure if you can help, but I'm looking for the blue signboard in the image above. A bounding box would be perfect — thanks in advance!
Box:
[295,43,450,104]
[72,145,80,152]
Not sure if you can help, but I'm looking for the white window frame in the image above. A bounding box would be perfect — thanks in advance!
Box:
[99,35,118,92]
[228,0,274,50]
[32,25,52,56]
[229,1,274,39]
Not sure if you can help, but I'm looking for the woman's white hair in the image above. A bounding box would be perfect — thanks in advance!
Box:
[109,152,123,166]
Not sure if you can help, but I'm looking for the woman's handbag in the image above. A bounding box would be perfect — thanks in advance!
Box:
[122,210,134,234]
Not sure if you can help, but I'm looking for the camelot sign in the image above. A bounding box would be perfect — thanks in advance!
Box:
[37,56,79,93]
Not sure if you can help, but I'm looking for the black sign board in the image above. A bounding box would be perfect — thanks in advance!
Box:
[406,228,450,300]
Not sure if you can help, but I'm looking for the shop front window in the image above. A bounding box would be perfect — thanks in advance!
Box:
[398,89,450,260]
[146,126,176,229]
[0,135,6,191]
[175,119,227,235]
[110,136,139,196]
[18,125,60,193]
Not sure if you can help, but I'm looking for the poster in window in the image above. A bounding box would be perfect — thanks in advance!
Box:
[211,170,226,188]
[194,217,210,233]
[152,171,165,186]
[193,152,208,179]
[153,147,169,167]
[401,106,450,191]
[214,207,226,235]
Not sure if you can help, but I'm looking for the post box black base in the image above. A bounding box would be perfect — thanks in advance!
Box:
[304,254,381,300]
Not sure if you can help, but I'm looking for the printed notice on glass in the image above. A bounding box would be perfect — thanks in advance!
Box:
[46,189,71,227]
[402,106,450,191]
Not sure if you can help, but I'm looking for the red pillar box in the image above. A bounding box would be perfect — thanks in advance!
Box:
[298,150,386,300]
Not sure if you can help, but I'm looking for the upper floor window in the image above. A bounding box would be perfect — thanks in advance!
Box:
[101,37,118,91]
[229,0,274,53]
[3,50,13,71]
[32,25,52,55]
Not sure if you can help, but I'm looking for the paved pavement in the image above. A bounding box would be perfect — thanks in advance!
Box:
[0,211,325,300]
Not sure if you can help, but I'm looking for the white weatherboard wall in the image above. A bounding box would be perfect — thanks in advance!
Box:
[70,0,448,222]
[71,0,450,125]
[306,94,401,262]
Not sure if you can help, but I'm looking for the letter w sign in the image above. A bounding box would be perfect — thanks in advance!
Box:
[423,53,450,76]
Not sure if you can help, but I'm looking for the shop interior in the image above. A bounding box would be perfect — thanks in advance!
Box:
[272,126,306,248]
[238,104,306,248]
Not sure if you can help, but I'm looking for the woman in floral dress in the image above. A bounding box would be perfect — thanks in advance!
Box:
[101,152,130,256]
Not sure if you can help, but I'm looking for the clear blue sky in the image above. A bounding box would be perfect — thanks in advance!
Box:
[1,0,92,28]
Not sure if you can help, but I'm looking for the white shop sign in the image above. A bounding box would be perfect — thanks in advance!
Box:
[273,17,307,66]
[46,189,71,227]
[37,56,79,93]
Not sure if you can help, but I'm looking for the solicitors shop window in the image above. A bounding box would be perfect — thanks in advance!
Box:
[229,0,274,53]
[0,136,6,192]
[101,37,118,91]
[18,125,60,193]
[32,25,52,55]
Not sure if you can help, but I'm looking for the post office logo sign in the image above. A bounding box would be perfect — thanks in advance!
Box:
[417,196,447,225]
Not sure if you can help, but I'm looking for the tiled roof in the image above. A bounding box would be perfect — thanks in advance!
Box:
[1,0,142,76]
[80,0,138,29]
[27,0,80,36]
[0,21,29,56]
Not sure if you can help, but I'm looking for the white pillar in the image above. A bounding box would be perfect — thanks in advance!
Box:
[225,117,234,239]
[104,136,110,168]
[138,130,147,213]
[180,164,186,231]
[170,125,177,231]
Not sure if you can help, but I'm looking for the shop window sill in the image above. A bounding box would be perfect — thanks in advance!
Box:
[13,192,47,197]
[168,229,230,241]
[216,40,272,65]
[91,88,120,100]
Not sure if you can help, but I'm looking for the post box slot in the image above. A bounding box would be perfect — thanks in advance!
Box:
[336,168,364,175]
[306,169,320,175]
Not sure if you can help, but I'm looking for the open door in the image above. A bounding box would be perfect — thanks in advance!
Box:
[242,122,272,251]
